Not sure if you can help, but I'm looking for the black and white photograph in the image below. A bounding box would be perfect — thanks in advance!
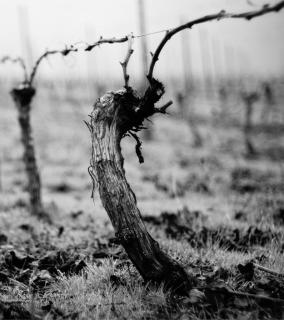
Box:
[0,0,284,319]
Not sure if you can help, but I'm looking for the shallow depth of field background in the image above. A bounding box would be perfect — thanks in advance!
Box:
[0,0,283,218]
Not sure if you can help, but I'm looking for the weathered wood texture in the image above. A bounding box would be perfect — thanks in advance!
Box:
[87,85,195,294]
[11,85,45,218]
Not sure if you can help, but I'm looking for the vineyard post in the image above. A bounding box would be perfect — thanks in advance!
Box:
[179,23,203,147]
[241,91,259,156]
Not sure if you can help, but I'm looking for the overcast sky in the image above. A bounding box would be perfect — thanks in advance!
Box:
[0,0,283,82]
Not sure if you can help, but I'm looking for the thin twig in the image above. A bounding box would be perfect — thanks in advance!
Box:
[29,47,78,85]
[120,34,134,89]
[229,289,284,305]
[147,1,284,82]
[129,131,144,163]
[29,36,130,85]
[154,100,173,114]
[84,36,128,51]
[201,286,284,305]
[253,263,284,278]
[0,55,28,82]
[0,298,126,308]
[88,165,97,199]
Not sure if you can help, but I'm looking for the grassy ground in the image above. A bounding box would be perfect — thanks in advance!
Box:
[0,80,284,319]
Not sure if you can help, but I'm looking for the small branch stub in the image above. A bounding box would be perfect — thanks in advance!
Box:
[120,34,134,89]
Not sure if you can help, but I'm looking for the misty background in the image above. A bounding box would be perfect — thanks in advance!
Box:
[0,0,283,85]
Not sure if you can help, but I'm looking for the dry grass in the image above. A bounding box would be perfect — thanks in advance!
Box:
[0,80,284,319]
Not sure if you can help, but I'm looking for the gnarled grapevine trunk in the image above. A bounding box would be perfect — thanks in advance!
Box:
[11,85,47,220]
[87,85,195,294]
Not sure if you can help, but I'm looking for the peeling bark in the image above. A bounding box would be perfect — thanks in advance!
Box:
[87,84,196,294]
[11,85,47,220]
